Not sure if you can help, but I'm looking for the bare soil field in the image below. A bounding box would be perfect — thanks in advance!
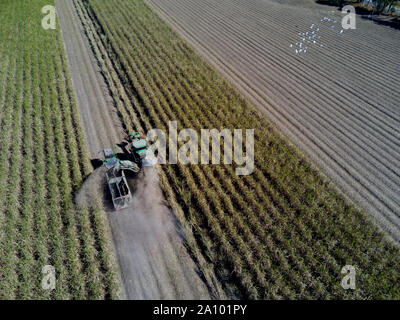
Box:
[56,0,213,299]
[147,0,400,243]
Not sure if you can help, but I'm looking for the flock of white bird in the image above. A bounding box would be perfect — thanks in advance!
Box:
[290,11,345,55]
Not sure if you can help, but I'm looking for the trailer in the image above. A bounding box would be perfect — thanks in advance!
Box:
[103,148,137,211]
[106,169,132,211]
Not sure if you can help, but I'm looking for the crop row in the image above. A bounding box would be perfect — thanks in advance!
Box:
[0,0,118,299]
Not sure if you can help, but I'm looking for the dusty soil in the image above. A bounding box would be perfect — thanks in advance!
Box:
[147,0,400,243]
[56,0,211,299]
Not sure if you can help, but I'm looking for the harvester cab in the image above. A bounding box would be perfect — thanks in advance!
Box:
[103,147,116,162]
[129,132,149,167]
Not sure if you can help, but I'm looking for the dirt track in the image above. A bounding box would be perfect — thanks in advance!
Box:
[147,0,400,242]
[56,0,211,299]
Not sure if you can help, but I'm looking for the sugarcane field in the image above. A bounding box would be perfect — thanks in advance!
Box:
[0,0,399,309]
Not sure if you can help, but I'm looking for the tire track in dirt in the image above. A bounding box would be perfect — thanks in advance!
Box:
[56,0,211,299]
[147,0,400,242]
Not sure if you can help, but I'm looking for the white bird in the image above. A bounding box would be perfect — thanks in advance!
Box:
[295,49,299,54]
[339,29,344,34]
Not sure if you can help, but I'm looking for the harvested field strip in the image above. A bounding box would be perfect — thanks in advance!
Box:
[72,0,220,299]
[76,0,400,299]
[147,0,400,241]
[0,0,118,299]
[182,0,400,100]
[150,0,400,115]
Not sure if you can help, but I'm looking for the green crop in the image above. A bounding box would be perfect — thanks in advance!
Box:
[0,0,118,299]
